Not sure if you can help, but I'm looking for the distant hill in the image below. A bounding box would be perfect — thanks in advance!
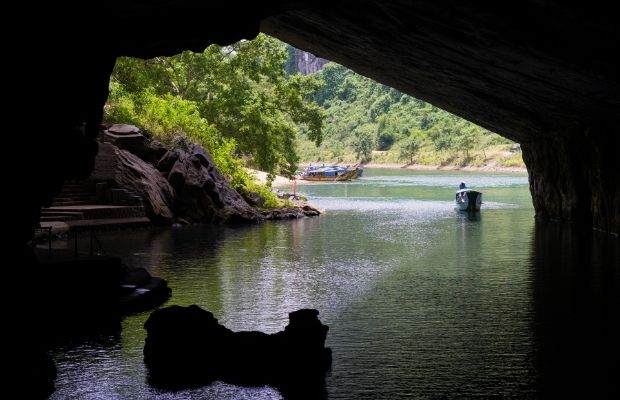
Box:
[291,58,523,168]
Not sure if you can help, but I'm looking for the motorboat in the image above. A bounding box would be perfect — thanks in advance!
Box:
[455,189,482,211]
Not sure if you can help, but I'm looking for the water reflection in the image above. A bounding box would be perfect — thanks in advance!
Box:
[456,210,481,222]
[531,222,620,398]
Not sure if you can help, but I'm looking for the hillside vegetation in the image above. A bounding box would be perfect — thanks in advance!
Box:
[296,62,524,169]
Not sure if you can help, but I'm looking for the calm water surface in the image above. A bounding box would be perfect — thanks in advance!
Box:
[50,169,619,399]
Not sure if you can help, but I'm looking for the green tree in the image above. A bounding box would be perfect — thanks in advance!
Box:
[313,63,351,104]
[352,124,375,161]
[377,130,396,150]
[454,126,478,159]
[430,126,454,152]
[109,34,324,178]
[399,130,422,164]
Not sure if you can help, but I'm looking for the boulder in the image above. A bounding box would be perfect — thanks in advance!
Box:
[162,140,263,224]
[92,143,175,224]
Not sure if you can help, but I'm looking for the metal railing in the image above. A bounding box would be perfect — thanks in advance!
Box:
[72,227,106,257]
[32,226,107,259]
[33,226,52,258]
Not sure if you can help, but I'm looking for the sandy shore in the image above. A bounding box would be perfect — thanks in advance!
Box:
[246,168,300,188]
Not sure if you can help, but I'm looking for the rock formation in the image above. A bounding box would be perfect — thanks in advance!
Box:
[158,139,264,224]
[91,129,320,225]
[92,142,176,224]
[144,305,331,391]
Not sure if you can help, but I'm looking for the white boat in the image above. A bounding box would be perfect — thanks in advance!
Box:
[455,189,482,211]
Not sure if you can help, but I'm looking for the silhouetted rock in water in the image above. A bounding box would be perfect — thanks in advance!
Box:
[31,253,170,343]
[158,138,263,224]
[144,305,331,393]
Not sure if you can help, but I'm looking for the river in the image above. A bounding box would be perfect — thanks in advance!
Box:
[49,169,619,399]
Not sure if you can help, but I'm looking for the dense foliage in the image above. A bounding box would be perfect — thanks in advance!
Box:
[105,34,324,203]
[297,62,522,167]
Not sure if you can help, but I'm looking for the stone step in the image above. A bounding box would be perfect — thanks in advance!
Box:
[40,211,85,218]
[55,193,97,200]
[51,200,94,206]
[53,199,97,204]
[40,215,82,222]
[59,186,91,191]
[57,190,93,196]
[62,183,88,187]
[67,217,151,231]
[59,185,91,190]
[45,205,146,219]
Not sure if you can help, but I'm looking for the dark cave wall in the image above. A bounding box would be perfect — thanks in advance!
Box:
[20,50,116,255]
[522,125,619,233]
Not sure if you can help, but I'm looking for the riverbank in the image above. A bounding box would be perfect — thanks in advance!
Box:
[249,162,527,189]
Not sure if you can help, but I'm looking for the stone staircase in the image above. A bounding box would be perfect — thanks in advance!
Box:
[41,183,96,223]
[50,183,98,207]
[40,182,151,232]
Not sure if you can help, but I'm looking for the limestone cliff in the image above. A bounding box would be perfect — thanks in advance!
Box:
[287,47,328,75]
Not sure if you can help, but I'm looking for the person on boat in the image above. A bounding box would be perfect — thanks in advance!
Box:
[459,181,467,190]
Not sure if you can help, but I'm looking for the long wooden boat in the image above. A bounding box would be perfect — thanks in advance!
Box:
[298,165,363,182]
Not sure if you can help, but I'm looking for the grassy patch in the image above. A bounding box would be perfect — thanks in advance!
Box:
[497,152,525,168]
